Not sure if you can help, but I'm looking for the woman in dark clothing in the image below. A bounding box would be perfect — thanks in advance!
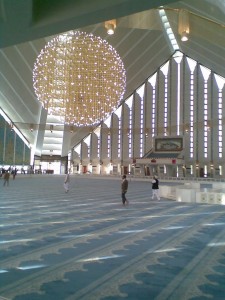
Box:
[152,175,160,200]
[121,175,129,205]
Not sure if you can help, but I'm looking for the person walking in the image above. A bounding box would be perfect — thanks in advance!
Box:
[64,172,70,193]
[121,175,129,206]
[3,171,10,187]
[12,168,17,180]
[152,175,160,200]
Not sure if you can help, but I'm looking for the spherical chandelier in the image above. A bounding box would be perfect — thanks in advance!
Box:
[33,31,126,126]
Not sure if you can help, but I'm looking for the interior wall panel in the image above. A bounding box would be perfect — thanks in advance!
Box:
[157,71,165,136]
[133,93,141,158]
[197,68,206,162]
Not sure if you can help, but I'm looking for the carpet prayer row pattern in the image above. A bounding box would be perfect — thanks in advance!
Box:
[1,175,225,300]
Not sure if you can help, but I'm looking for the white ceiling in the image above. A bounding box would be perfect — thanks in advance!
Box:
[0,0,225,156]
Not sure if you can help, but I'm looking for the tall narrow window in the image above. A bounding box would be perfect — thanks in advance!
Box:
[107,132,111,158]
[200,66,211,159]
[74,144,81,156]
[84,135,91,158]
[160,62,169,136]
[114,106,122,158]
[218,95,223,159]
[137,84,145,157]
[94,127,101,158]
[173,52,183,135]
[187,58,197,158]
[118,118,121,158]
[215,74,225,159]
[148,74,157,137]
[98,137,100,158]
[74,144,81,162]
[158,9,179,51]
[104,116,111,159]
[125,96,133,158]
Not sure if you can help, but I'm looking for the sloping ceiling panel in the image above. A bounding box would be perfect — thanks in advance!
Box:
[0,0,177,48]
[165,2,225,78]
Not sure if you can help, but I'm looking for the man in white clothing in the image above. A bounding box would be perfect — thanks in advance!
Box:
[64,172,70,193]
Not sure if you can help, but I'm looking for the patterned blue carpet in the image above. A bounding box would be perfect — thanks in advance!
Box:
[1,175,225,300]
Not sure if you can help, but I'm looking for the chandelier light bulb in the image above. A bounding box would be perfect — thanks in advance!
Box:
[33,31,126,126]
[107,24,115,35]
[181,31,189,42]
[105,19,116,35]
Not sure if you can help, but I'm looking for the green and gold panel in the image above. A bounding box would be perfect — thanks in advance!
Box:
[0,115,5,164]
[24,143,30,165]
[4,124,15,165]
[15,135,24,165]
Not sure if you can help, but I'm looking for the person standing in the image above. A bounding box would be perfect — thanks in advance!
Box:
[121,175,129,205]
[152,175,160,200]
[12,168,17,180]
[3,171,10,187]
[64,172,70,193]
